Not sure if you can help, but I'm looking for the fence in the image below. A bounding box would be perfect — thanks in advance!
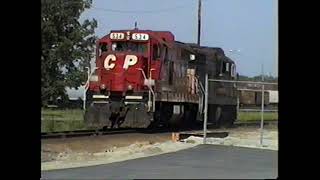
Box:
[203,74,278,145]
[42,76,278,137]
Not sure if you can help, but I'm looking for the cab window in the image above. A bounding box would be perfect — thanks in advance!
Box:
[231,64,236,77]
[222,62,226,73]
[226,63,230,72]
[100,43,108,52]
[98,43,108,56]
[111,42,147,53]
[164,46,169,62]
[153,44,161,60]
[222,62,230,73]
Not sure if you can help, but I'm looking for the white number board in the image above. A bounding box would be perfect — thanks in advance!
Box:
[110,32,125,40]
[132,33,149,41]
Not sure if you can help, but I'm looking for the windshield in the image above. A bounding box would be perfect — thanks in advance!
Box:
[111,41,147,53]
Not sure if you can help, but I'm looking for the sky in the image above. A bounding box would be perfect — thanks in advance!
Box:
[81,0,278,77]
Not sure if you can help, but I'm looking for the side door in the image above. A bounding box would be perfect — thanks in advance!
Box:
[150,40,162,80]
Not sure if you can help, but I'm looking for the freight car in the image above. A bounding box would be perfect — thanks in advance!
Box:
[237,89,279,108]
[268,90,278,105]
[238,89,270,107]
[84,28,238,130]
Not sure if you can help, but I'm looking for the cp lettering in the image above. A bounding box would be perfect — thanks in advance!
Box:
[104,54,138,70]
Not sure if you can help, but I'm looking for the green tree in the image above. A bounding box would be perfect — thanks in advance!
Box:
[41,0,97,106]
[238,74,278,83]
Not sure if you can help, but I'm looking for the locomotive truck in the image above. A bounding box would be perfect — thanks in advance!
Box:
[84,28,238,130]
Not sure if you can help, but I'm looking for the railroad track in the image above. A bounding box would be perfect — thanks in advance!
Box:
[41,128,138,139]
[234,120,278,127]
[41,120,278,139]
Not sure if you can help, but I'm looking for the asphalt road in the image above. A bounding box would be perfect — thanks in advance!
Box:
[41,144,278,179]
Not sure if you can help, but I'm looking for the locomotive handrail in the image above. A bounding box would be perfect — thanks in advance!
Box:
[137,68,147,80]
[136,68,155,112]
[149,68,156,112]
[194,76,205,115]
[83,67,99,110]
[84,67,99,91]
[196,76,205,94]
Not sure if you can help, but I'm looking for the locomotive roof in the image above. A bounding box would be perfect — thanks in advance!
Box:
[99,29,174,47]
[176,42,226,55]
[174,41,235,63]
[223,56,234,63]
[174,41,197,53]
[189,45,225,55]
[100,30,172,37]
[192,46,234,63]
[107,29,175,38]
[110,29,172,33]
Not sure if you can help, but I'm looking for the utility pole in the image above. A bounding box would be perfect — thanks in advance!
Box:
[203,73,208,144]
[134,21,138,29]
[260,63,265,146]
[197,0,202,46]
[83,67,90,110]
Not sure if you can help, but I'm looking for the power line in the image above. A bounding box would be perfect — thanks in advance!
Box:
[91,4,191,14]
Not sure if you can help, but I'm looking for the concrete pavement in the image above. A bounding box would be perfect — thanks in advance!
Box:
[41,144,278,179]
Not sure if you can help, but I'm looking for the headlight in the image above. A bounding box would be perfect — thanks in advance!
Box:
[100,84,106,89]
[90,75,98,82]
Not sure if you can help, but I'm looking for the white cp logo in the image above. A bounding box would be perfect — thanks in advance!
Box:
[104,54,138,70]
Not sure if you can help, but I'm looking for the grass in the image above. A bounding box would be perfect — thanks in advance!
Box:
[237,111,278,122]
[41,108,84,121]
[41,119,86,133]
[41,108,85,133]
[41,109,278,133]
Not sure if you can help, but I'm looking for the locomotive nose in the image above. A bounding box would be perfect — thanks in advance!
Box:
[108,53,142,92]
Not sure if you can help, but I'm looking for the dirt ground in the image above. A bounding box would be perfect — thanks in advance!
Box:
[186,125,278,150]
[41,125,278,171]
[41,132,172,162]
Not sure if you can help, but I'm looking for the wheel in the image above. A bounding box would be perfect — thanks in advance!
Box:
[183,109,194,129]
[219,106,237,128]
[215,106,222,127]
[84,104,99,128]
[148,102,162,129]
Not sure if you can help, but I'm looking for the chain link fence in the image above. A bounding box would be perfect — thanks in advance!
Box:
[203,75,278,145]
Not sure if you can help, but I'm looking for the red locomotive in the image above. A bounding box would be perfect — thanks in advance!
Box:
[84,28,238,129]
